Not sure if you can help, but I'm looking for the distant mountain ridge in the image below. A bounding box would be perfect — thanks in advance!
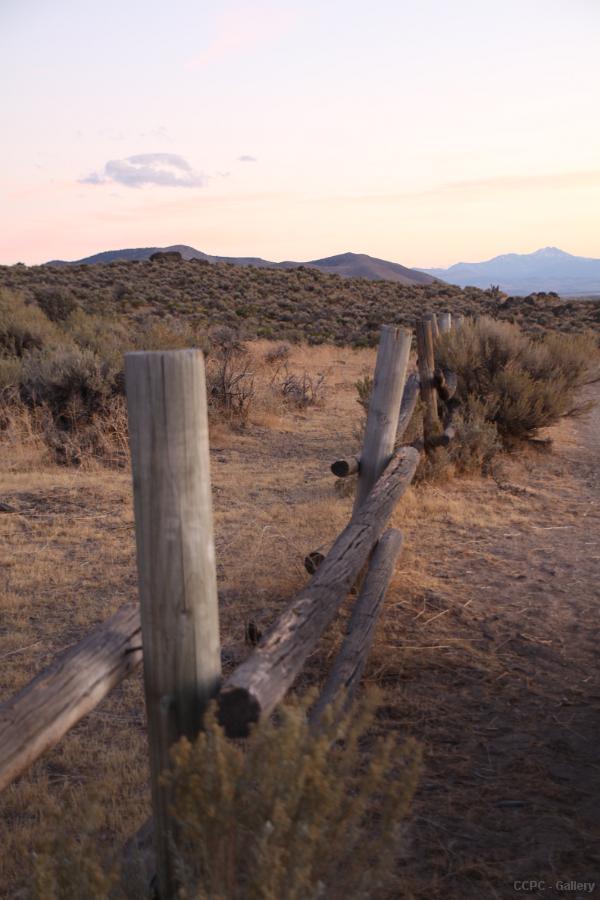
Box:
[46,246,435,286]
[421,247,600,296]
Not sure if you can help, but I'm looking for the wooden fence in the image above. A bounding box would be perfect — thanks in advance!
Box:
[0,312,461,898]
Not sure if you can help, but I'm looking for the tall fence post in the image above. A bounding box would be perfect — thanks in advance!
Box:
[416,316,441,445]
[438,312,452,334]
[353,325,411,512]
[125,349,221,900]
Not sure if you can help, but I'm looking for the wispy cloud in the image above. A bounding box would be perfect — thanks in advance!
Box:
[80,153,206,188]
[238,154,257,162]
[429,169,600,196]
[186,5,298,69]
[326,169,600,206]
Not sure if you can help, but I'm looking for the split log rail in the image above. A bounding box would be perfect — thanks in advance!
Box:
[0,312,462,899]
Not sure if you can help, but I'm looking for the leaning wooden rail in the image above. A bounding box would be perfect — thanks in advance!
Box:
[217,445,419,738]
[0,604,142,793]
[309,527,404,726]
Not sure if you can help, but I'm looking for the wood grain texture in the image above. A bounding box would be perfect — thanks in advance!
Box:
[218,446,419,738]
[353,325,411,512]
[310,528,403,725]
[434,368,458,403]
[438,312,452,333]
[126,349,221,899]
[416,317,441,443]
[0,603,142,793]
[396,372,420,444]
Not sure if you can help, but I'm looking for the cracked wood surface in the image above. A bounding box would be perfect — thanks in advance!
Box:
[0,603,142,793]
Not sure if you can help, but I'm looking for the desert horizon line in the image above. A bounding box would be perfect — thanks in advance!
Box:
[5,242,599,270]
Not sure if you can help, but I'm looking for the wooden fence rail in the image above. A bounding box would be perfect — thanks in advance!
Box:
[217,446,419,738]
[0,313,463,899]
[309,527,404,726]
[0,604,142,793]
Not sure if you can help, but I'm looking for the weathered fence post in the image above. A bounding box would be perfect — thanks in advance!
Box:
[438,312,452,334]
[353,325,411,512]
[125,349,221,900]
[416,316,441,445]
[430,313,440,340]
[454,314,465,330]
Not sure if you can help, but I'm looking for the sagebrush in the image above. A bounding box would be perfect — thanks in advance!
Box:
[31,692,421,900]
[436,317,596,447]
[0,292,331,462]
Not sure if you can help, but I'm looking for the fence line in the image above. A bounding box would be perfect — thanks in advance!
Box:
[0,313,462,898]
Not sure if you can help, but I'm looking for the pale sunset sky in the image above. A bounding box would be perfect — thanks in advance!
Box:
[2,0,599,266]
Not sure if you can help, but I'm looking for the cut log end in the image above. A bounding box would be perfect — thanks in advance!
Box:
[304,551,325,574]
[331,457,359,477]
[218,688,261,739]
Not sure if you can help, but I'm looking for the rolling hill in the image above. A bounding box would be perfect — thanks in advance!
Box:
[46,246,435,286]
[421,247,600,296]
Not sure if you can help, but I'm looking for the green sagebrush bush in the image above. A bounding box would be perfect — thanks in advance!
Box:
[0,289,60,358]
[436,317,595,447]
[33,285,80,322]
[447,396,502,474]
[31,692,421,900]
[64,308,132,365]
[16,349,126,464]
[19,348,122,425]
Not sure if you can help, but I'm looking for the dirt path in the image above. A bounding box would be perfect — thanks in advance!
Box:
[394,387,600,898]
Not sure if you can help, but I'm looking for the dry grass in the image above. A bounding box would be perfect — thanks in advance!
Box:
[1,342,600,898]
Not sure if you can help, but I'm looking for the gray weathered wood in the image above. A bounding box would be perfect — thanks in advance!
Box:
[304,551,325,574]
[331,371,420,477]
[218,446,419,738]
[353,326,411,512]
[396,372,420,443]
[438,312,452,333]
[416,317,441,443]
[434,368,458,403]
[0,604,142,794]
[425,424,455,449]
[125,349,221,900]
[310,529,403,725]
[424,395,460,449]
[454,314,465,330]
[430,314,440,340]
[331,457,360,477]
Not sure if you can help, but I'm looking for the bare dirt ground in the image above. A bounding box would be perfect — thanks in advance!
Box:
[390,386,600,899]
[0,344,599,899]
